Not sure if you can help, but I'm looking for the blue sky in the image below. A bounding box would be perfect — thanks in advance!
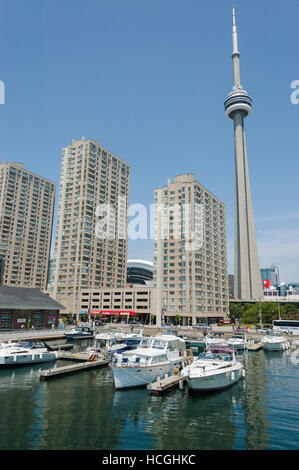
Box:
[0,0,298,282]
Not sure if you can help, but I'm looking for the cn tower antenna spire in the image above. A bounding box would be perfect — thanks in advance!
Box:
[232,4,241,90]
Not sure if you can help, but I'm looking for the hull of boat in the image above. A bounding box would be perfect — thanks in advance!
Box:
[111,361,180,389]
[0,352,57,366]
[186,366,243,392]
[65,334,94,340]
[262,341,289,351]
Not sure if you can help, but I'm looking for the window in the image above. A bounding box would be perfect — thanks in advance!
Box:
[0,313,11,330]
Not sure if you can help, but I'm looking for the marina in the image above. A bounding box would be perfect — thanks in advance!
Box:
[0,327,298,450]
[0,339,298,450]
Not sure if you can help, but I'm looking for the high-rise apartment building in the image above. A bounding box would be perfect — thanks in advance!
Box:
[52,138,130,314]
[0,162,55,289]
[153,174,229,326]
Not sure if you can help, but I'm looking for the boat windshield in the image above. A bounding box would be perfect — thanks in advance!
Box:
[266,331,281,337]
[198,352,232,362]
[151,339,167,350]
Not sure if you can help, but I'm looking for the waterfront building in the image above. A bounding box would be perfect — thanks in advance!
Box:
[127,259,153,285]
[224,7,263,301]
[0,162,55,290]
[79,286,156,323]
[153,174,229,326]
[289,283,299,295]
[261,265,280,289]
[0,286,65,330]
[52,138,130,315]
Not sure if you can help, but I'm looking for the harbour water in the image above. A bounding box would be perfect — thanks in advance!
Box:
[0,339,298,450]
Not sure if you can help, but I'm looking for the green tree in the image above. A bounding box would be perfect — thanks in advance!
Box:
[175,314,181,325]
[242,304,260,325]
[229,302,245,321]
[281,303,299,318]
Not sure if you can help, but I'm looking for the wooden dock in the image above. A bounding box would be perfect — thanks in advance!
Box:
[56,351,94,361]
[247,342,263,351]
[147,373,185,394]
[39,358,109,380]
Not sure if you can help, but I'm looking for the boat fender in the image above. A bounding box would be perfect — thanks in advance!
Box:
[174,367,179,375]
[231,371,235,381]
[88,353,97,362]
[242,369,246,377]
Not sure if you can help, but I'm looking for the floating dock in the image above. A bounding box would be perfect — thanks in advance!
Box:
[39,358,109,380]
[56,351,95,361]
[247,342,263,351]
[147,373,185,394]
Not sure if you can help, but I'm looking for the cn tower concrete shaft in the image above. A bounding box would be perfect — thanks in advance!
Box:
[224,7,263,300]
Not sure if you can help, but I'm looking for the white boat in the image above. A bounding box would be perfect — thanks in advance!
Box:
[0,341,57,367]
[227,332,247,350]
[113,329,143,349]
[86,331,128,357]
[261,331,290,351]
[205,333,229,349]
[64,326,94,339]
[111,335,186,389]
[181,346,245,392]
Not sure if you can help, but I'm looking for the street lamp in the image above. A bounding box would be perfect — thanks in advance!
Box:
[278,301,281,320]
[259,297,263,328]
[161,308,165,326]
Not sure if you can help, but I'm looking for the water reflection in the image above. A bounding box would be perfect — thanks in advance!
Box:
[241,351,269,449]
[0,349,298,450]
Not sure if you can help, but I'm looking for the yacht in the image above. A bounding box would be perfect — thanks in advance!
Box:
[111,335,186,389]
[86,331,128,357]
[0,341,57,367]
[181,345,245,392]
[64,326,94,339]
[227,332,247,350]
[261,331,290,351]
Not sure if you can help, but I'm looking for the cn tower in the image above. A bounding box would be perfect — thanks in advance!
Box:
[224,6,263,300]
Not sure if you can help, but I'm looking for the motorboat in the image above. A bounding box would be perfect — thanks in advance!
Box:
[227,332,247,350]
[205,332,229,349]
[0,341,57,367]
[181,345,245,392]
[261,331,290,351]
[64,326,94,339]
[111,335,186,389]
[183,338,206,356]
[86,331,128,357]
[113,329,143,350]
